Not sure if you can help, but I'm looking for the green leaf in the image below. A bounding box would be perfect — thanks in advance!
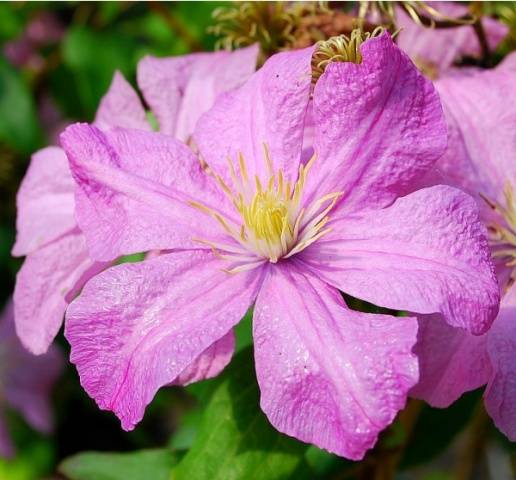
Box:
[305,446,354,478]
[171,347,310,480]
[0,3,25,42]
[61,26,139,119]
[115,252,146,265]
[235,308,253,352]
[0,56,43,154]
[59,449,177,480]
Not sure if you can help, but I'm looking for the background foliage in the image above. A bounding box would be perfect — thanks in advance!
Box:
[0,2,515,480]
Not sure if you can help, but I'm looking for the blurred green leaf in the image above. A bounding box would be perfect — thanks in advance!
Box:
[401,390,482,468]
[305,446,354,479]
[0,411,56,480]
[172,2,222,50]
[0,4,25,42]
[0,56,43,154]
[171,347,310,480]
[169,408,203,451]
[59,448,177,480]
[61,26,139,119]
[235,308,253,352]
[422,473,453,480]
[115,252,146,265]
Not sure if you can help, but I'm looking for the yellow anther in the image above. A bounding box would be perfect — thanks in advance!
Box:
[192,147,340,264]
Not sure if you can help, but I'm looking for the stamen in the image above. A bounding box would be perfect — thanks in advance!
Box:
[311,27,384,83]
[481,182,516,271]
[193,147,341,265]
[223,259,266,275]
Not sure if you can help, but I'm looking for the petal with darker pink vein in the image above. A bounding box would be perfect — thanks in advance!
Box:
[309,32,446,215]
[60,124,235,261]
[299,185,499,334]
[253,264,418,460]
[194,46,314,185]
[65,250,263,430]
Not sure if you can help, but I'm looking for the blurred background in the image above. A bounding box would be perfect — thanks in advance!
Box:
[0,2,515,480]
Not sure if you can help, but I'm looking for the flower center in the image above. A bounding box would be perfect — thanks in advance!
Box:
[311,27,384,83]
[190,146,341,272]
[482,182,516,271]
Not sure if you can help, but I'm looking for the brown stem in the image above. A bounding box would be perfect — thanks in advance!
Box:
[455,402,490,480]
[149,2,203,52]
[400,4,476,30]
[473,18,491,67]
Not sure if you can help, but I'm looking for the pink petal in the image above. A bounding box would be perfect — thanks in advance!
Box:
[411,313,490,407]
[396,3,508,74]
[12,147,75,256]
[485,285,516,440]
[253,264,418,460]
[173,331,235,386]
[309,32,446,215]
[65,250,263,430]
[434,66,516,203]
[299,185,499,335]
[138,46,258,141]
[194,47,314,184]
[94,71,150,132]
[60,124,233,261]
[499,51,516,72]
[13,231,107,355]
[0,300,63,434]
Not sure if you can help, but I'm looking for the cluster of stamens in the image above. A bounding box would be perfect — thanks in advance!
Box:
[482,182,516,270]
[311,27,384,82]
[190,146,341,273]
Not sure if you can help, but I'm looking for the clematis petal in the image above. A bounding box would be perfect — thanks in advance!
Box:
[194,46,314,184]
[138,46,258,141]
[485,285,516,440]
[94,71,150,132]
[60,124,235,261]
[309,33,446,212]
[410,313,490,407]
[434,66,516,202]
[309,32,447,215]
[12,147,75,256]
[173,331,235,386]
[299,185,499,334]
[396,2,508,75]
[13,230,107,355]
[65,250,263,430]
[499,51,516,72]
[0,301,63,434]
[253,264,418,460]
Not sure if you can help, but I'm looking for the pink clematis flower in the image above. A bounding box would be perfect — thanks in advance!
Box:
[11,73,148,356]
[0,300,63,458]
[60,32,499,459]
[411,56,516,440]
[12,46,258,358]
[396,1,508,78]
